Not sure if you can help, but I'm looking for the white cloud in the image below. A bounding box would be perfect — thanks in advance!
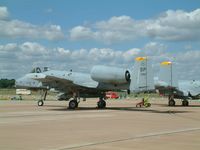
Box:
[0,41,200,81]
[0,20,64,40]
[123,48,141,62]
[0,6,64,40]
[57,47,71,56]
[0,43,17,51]
[19,42,48,55]
[143,42,167,56]
[69,9,200,43]
[146,9,200,41]
[0,6,9,19]
[0,42,141,78]
[173,50,200,79]
[69,26,94,40]
[69,16,141,44]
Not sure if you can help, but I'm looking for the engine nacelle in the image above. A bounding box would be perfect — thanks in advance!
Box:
[90,65,130,84]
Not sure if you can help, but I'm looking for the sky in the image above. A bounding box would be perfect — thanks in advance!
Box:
[0,0,200,80]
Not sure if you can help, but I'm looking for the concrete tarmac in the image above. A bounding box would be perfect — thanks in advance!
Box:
[0,98,200,150]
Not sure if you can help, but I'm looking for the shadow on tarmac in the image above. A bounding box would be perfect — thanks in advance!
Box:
[152,103,200,108]
[47,106,191,114]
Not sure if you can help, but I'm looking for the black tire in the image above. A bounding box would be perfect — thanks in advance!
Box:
[182,100,189,106]
[97,100,106,109]
[168,99,175,106]
[38,100,44,106]
[69,100,78,109]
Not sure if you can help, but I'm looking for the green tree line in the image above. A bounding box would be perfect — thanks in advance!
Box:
[0,79,15,88]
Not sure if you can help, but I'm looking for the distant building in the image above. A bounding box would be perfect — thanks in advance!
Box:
[16,89,31,95]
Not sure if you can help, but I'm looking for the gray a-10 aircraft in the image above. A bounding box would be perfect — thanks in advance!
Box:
[16,57,154,109]
[155,61,200,106]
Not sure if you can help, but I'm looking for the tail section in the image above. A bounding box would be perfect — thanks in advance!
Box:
[158,61,178,88]
[130,57,154,93]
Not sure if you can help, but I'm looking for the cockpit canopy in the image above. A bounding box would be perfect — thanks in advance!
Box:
[30,67,49,73]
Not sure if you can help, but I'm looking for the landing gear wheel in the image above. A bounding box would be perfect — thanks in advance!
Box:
[69,100,78,109]
[38,100,44,106]
[97,100,106,109]
[182,100,189,106]
[168,99,175,106]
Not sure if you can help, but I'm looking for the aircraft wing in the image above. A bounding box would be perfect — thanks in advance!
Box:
[30,72,98,89]
[73,80,98,88]
[27,73,72,84]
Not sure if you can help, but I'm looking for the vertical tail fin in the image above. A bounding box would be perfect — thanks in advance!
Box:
[158,61,178,88]
[130,57,154,93]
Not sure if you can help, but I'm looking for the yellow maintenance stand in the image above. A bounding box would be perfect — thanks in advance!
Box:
[136,95,151,108]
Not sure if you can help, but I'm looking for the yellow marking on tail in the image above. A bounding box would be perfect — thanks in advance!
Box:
[161,61,172,65]
[135,57,147,61]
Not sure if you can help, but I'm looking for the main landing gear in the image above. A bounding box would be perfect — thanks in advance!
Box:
[68,97,107,109]
[168,95,175,106]
[68,91,107,109]
[168,95,189,106]
[68,99,79,109]
[182,99,189,106]
[68,92,80,109]
[97,97,106,109]
[168,99,176,106]
[37,90,47,106]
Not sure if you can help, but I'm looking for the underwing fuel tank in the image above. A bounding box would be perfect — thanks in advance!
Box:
[90,65,130,84]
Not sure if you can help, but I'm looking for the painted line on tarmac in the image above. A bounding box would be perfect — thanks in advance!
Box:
[0,109,112,118]
[58,127,200,150]
[0,114,114,125]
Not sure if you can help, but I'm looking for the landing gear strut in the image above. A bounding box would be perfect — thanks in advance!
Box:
[37,90,47,106]
[97,97,106,109]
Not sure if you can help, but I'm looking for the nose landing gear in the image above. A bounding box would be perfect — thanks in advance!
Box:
[37,90,47,106]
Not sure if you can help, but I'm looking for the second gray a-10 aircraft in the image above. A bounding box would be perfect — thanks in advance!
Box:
[16,57,154,109]
[155,61,200,106]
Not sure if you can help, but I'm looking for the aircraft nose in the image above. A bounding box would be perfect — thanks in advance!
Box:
[15,77,24,88]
